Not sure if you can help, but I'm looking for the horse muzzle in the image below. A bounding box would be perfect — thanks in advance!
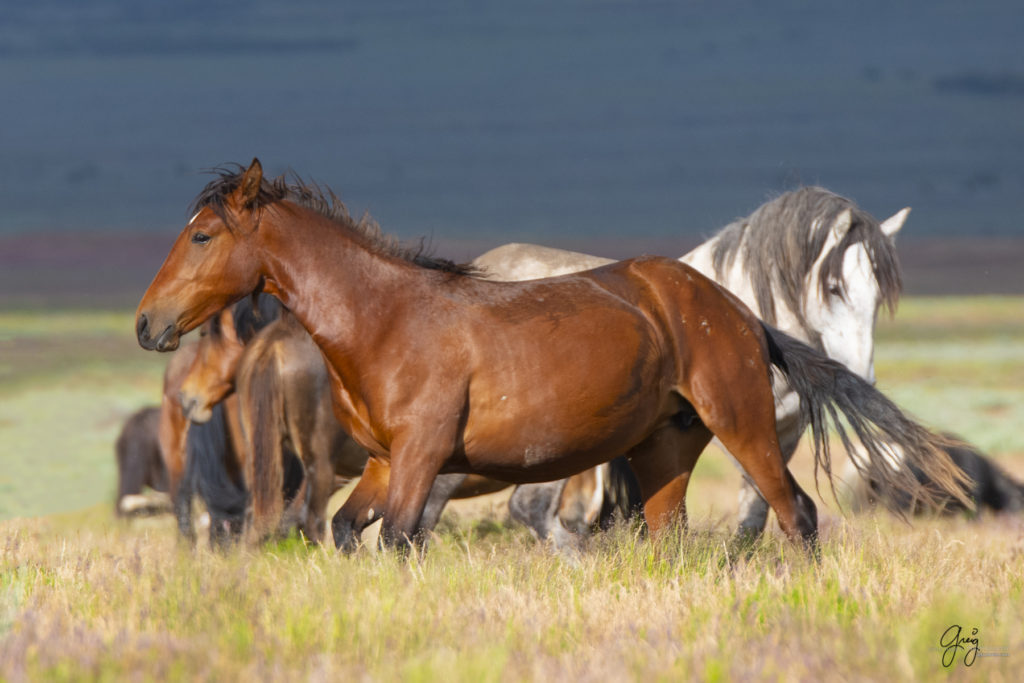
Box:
[136,313,180,352]
[179,391,213,424]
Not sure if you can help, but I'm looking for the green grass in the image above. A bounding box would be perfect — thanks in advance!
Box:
[873,296,1024,455]
[0,311,166,519]
[1,297,1023,680]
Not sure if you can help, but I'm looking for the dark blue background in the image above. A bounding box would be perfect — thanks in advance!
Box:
[1,0,1021,256]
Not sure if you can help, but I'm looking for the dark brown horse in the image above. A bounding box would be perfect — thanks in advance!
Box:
[136,160,969,552]
[114,405,171,517]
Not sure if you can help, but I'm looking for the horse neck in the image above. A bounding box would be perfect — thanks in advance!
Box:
[253,205,418,353]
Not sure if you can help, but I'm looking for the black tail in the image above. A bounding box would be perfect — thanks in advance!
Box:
[762,324,973,515]
[940,438,1024,514]
[597,457,644,530]
[188,402,248,541]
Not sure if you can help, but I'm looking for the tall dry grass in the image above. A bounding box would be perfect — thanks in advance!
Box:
[2,506,1023,681]
[1,297,1023,680]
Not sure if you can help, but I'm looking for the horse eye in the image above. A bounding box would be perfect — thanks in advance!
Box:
[828,284,843,297]
[192,232,211,245]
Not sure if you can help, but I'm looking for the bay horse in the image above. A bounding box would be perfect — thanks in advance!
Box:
[474,187,909,537]
[180,305,570,544]
[136,160,968,553]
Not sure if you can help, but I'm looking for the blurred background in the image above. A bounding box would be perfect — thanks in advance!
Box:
[0,0,1022,308]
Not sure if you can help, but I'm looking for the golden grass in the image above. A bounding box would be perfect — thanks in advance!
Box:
[2,509,1023,681]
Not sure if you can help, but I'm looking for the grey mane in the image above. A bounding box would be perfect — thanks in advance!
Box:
[710,187,902,342]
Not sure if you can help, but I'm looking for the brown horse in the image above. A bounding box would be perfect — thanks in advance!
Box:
[180,297,636,547]
[137,160,968,553]
[114,405,171,517]
[182,306,519,544]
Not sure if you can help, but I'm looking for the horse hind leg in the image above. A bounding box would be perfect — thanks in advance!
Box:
[626,420,712,538]
[735,407,804,541]
[687,369,818,550]
[709,420,817,550]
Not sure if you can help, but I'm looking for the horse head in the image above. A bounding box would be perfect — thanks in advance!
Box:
[802,206,908,383]
[136,158,267,352]
[178,308,245,423]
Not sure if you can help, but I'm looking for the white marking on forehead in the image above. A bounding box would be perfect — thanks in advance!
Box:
[188,211,202,225]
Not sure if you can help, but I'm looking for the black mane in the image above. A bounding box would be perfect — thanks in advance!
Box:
[190,164,479,277]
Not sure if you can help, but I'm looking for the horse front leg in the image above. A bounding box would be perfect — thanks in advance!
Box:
[331,457,389,552]
[158,396,194,543]
[379,439,451,552]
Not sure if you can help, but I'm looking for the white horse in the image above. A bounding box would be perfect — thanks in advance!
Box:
[475,186,908,538]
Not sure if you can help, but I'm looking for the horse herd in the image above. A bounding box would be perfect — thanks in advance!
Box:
[118,159,1024,556]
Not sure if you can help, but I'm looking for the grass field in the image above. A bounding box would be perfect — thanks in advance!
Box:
[1,297,1023,680]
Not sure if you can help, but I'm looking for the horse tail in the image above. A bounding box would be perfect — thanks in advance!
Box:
[598,457,644,530]
[761,324,973,514]
[244,350,287,541]
[187,402,247,545]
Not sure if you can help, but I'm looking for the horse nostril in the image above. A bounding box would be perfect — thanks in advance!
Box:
[136,314,150,341]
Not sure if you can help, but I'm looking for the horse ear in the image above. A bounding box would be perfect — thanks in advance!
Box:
[880,207,910,239]
[830,208,853,239]
[238,158,264,205]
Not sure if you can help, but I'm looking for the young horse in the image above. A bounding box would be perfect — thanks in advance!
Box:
[157,342,204,539]
[474,187,909,537]
[136,160,968,553]
[114,405,171,517]
[157,295,281,544]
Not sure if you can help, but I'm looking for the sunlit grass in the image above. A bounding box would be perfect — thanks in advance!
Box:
[2,512,1023,680]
